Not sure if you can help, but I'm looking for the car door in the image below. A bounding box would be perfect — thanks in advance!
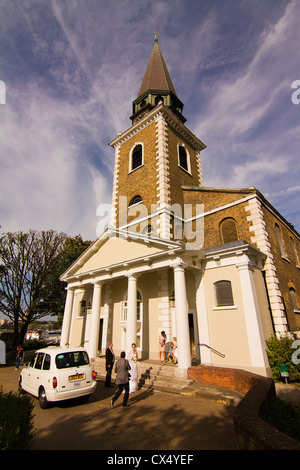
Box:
[29,352,45,397]
[21,353,38,394]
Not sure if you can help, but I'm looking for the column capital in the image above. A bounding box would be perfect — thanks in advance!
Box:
[93,280,103,287]
[173,263,187,273]
[126,272,140,280]
[236,261,254,272]
[65,285,76,292]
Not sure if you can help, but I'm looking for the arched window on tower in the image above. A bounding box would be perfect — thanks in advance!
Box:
[155,95,164,106]
[130,144,143,171]
[177,144,191,173]
[128,195,143,207]
[143,224,154,237]
[220,218,238,244]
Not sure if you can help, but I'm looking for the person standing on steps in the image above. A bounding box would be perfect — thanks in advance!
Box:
[127,343,138,393]
[105,343,115,387]
[159,331,167,363]
[110,351,131,408]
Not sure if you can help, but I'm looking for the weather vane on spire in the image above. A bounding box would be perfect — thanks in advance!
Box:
[153,31,160,42]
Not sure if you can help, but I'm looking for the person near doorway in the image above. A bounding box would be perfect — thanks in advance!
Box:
[105,343,115,387]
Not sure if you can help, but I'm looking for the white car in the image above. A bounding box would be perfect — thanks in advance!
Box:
[19,346,97,408]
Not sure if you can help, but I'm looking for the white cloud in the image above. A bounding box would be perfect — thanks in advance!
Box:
[0,81,111,239]
[0,0,299,237]
[196,1,300,182]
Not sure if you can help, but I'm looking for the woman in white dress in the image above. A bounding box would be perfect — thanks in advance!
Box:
[127,343,138,393]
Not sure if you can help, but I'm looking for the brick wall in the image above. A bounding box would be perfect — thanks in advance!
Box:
[116,122,158,223]
[261,205,300,332]
[182,188,254,249]
[188,365,260,394]
[189,365,300,450]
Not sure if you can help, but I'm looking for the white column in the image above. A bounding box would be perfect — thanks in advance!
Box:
[126,274,137,354]
[237,260,270,375]
[195,270,212,364]
[60,287,75,347]
[174,265,191,376]
[89,282,102,359]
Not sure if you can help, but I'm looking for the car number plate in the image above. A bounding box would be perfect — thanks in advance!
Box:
[69,373,84,382]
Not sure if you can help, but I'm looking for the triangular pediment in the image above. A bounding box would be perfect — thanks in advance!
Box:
[60,228,182,281]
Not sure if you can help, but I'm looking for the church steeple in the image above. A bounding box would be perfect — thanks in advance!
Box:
[130,36,186,124]
[110,37,205,239]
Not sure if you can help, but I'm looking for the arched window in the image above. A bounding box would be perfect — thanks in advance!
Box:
[128,195,143,207]
[155,95,164,106]
[120,289,143,349]
[143,224,154,236]
[275,223,287,258]
[220,218,238,244]
[214,280,234,307]
[177,144,191,173]
[137,290,142,321]
[290,237,300,266]
[131,144,143,171]
[289,287,300,312]
[120,290,143,322]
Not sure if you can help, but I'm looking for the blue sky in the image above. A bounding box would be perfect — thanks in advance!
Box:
[0,0,300,241]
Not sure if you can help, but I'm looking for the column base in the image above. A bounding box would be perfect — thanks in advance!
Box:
[174,367,189,379]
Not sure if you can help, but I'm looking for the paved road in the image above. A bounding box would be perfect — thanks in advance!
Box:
[0,366,237,451]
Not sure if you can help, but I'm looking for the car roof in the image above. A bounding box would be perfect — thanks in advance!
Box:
[34,346,88,355]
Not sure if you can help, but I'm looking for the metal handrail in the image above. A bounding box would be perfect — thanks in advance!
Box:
[198,343,225,358]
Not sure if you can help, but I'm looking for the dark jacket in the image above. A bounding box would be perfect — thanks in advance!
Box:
[105,347,115,371]
[115,358,131,385]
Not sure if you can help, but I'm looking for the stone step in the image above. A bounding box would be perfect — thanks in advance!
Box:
[92,357,194,393]
[180,383,243,405]
[91,357,242,403]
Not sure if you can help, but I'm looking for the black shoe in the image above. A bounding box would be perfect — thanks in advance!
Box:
[122,403,129,407]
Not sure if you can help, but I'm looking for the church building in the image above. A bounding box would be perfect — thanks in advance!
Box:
[60,36,300,378]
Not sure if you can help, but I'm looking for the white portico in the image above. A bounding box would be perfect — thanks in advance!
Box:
[60,227,197,377]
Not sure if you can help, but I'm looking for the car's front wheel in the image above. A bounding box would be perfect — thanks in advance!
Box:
[38,387,49,409]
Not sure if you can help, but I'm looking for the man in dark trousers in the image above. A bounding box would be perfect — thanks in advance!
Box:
[110,351,131,408]
[105,343,115,387]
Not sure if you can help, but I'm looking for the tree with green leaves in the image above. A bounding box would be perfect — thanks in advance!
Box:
[0,230,90,348]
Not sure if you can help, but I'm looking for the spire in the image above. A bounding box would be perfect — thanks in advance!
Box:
[137,35,177,98]
[130,37,186,124]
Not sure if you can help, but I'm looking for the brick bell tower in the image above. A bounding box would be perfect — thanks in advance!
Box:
[109,35,206,241]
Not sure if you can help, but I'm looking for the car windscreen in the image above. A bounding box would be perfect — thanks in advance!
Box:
[55,351,89,369]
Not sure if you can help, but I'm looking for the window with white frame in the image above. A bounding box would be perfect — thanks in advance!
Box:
[130,143,143,172]
[120,290,143,322]
[177,143,191,174]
